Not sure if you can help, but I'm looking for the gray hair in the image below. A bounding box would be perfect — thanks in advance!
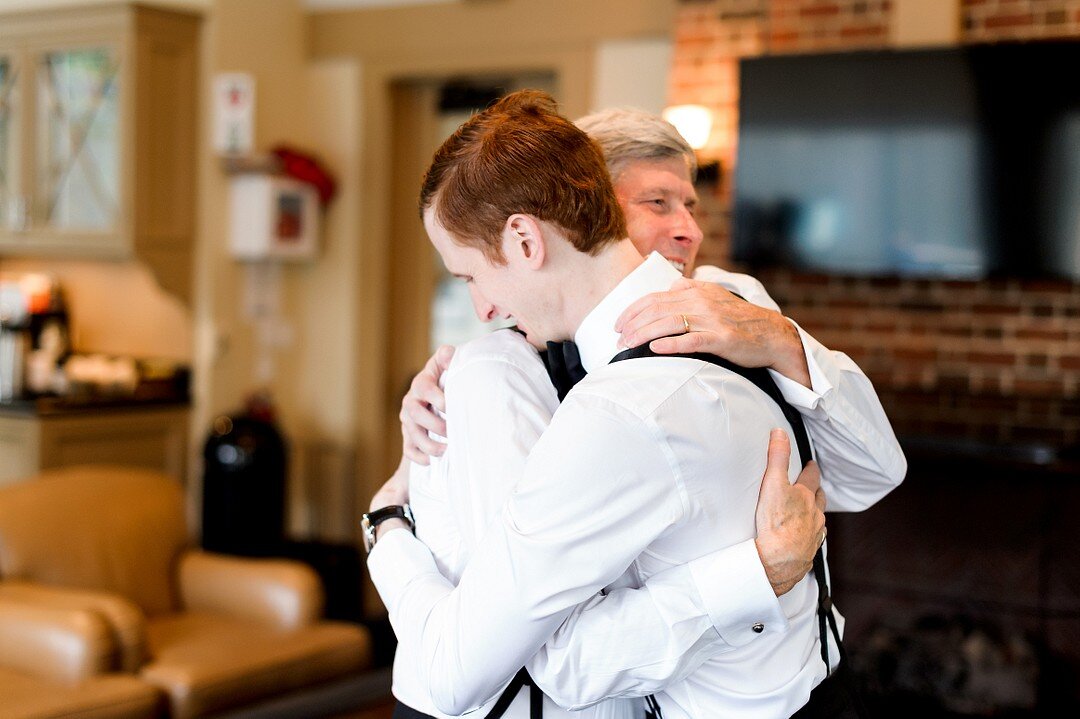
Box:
[575,107,698,183]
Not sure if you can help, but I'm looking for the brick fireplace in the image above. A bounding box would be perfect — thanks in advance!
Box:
[668,1,1080,714]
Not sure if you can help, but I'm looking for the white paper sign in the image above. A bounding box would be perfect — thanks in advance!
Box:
[213,73,255,155]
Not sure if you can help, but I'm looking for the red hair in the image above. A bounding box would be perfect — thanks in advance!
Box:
[419,90,626,264]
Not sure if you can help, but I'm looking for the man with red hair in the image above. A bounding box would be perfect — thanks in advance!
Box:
[366,91,901,719]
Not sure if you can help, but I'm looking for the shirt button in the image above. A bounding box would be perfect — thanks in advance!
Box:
[751,622,765,634]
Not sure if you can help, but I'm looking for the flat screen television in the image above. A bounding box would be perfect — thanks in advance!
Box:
[733,43,1080,281]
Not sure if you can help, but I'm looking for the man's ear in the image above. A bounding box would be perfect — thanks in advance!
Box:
[503,214,546,269]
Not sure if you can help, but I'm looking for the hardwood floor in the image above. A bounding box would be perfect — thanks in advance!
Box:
[329,695,396,719]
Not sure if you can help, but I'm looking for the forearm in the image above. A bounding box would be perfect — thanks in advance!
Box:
[529,540,784,708]
[371,527,566,714]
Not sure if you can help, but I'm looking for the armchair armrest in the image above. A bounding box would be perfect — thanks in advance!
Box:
[0,597,114,683]
[178,550,324,630]
[0,581,146,672]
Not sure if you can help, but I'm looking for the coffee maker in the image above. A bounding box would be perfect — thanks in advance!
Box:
[0,275,70,401]
[0,319,30,401]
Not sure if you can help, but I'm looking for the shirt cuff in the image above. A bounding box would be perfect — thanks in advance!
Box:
[768,321,834,413]
[687,539,788,647]
[367,527,440,610]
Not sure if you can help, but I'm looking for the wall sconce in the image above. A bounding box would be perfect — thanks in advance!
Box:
[663,104,721,190]
[662,104,713,150]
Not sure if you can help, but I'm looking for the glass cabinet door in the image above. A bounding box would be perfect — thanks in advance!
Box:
[34,47,120,233]
[0,54,19,232]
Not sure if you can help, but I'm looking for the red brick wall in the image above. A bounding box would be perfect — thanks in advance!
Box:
[758,271,1080,445]
[670,0,1080,443]
[963,0,1080,41]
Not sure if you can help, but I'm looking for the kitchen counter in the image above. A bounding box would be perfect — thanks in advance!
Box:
[0,395,190,418]
[0,399,190,485]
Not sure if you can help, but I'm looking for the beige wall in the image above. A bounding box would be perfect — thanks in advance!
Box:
[193,0,311,441]
[310,0,675,62]
[593,37,673,116]
[192,0,363,523]
[0,0,207,9]
[0,258,192,360]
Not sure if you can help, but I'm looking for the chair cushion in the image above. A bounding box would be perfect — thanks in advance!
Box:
[0,666,161,719]
[141,612,370,719]
[0,466,189,616]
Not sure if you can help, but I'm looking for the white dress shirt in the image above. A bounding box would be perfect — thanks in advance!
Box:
[693,265,907,511]
[374,253,906,719]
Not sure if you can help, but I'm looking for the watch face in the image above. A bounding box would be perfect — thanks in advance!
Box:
[361,515,376,552]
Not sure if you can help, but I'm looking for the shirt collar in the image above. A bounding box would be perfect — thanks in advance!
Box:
[574,252,681,373]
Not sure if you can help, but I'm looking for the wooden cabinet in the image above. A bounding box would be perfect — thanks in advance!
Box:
[0,3,199,301]
[0,403,189,486]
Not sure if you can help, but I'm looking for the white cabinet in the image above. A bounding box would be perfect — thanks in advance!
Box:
[0,3,199,301]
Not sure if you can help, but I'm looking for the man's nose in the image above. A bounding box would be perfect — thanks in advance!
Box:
[469,286,498,322]
[674,206,704,246]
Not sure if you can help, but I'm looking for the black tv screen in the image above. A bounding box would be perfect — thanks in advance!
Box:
[733,44,1080,281]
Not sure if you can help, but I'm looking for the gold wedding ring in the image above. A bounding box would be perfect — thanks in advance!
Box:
[681,314,691,334]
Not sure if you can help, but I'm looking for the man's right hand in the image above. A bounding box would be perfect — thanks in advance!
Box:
[615,278,811,389]
[400,345,455,465]
[754,429,827,596]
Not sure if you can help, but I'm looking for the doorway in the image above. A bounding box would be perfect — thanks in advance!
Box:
[383,72,557,465]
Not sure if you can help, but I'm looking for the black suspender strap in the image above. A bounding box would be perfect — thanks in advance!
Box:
[609,345,843,681]
[484,667,542,719]
[530,676,543,717]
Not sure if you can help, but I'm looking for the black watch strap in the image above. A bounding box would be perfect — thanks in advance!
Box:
[362,504,414,553]
[367,504,414,528]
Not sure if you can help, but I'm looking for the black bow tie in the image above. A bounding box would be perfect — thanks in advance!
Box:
[542,340,586,401]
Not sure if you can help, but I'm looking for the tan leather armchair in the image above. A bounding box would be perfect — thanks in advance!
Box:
[0,465,375,719]
[0,597,161,718]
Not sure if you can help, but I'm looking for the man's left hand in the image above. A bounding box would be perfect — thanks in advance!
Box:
[754,430,826,596]
[615,278,811,389]
[400,345,455,465]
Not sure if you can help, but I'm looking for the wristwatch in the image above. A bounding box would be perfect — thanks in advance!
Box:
[361,504,415,553]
